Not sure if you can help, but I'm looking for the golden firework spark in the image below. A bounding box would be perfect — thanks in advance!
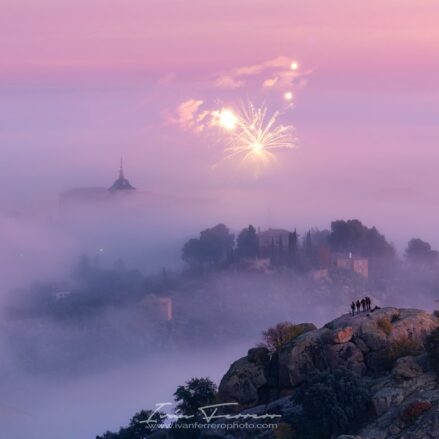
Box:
[284,91,293,101]
[214,108,238,130]
[214,102,296,168]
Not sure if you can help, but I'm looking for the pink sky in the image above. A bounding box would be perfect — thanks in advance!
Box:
[1,0,439,247]
[2,0,439,86]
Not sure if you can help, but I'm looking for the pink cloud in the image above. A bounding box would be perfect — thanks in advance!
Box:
[213,75,245,89]
[163,99,207,133]
[212,56,305,92]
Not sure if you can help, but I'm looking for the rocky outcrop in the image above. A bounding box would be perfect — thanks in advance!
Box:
[219,307,439,407]
[132,308,439,439]
[212,307,439,439]
[218,323,317,406]
[218,347,270,407]
[333,326,354,344]
[392,356,423,382]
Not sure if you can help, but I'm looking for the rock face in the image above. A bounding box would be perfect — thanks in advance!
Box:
[218,347,270,407]
[148,307,439,439]
[214,307,439,439]
[218,323,317,406]
[333,326,354,344]
[392,356,423,382]
[219,307,439,403]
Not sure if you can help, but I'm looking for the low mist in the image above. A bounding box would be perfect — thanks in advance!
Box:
[1,192,439,439]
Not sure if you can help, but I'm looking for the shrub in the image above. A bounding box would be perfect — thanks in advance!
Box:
[174,377,217,418]
[262,322,308,353]
[97,409,166,438]
[370,337,423,372]
[425,327,439,363]
[389,337,423,360]
[170,377,218,439]
[377,317,393,335]
[274,423,295,439]
[400,400,432,424]
[291,368,372,439]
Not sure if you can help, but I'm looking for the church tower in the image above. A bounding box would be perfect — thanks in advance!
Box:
[108,158,135,192]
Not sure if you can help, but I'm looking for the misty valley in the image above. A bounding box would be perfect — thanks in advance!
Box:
[2,3,439,437]
[2,214,439,438]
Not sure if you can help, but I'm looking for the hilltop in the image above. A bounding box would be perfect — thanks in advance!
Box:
[206,307,439,439]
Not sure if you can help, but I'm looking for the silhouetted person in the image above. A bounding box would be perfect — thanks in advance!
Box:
[366,296,371,310]
[351,301,356,316]
[361,298,366,312]
[356,300,361,313]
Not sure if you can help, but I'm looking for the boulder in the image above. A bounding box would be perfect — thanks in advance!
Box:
[353,336,370,353]
[218,307,439,414]
[333,326,353,344]
[247,347,270,365]
[328,342,366,375]
[213,307,439,439]
[218,356,268,407]
[397,401,438,438]
[330,308,439,354]
[359,330,389,351]
[388,308,439,343]
[294,322,318,334]
[392,356,423,382]
[371,372,437,417]
[372,385,408,416]
[278,328,331,387]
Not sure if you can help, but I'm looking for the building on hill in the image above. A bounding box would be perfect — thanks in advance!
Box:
[258,228,291,249]
[335,253,369,278]
[140,295,173,321]
[108,158,135,192]
[59,160,186,212]
[59,159,136,206]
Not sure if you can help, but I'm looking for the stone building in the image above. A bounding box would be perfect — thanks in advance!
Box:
[335,253,369,278]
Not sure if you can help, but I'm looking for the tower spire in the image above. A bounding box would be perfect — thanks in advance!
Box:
[119,156,124,179]
[109,156,135,192]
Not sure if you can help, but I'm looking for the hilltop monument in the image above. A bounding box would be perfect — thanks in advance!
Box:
[108,158,135,193]
[59,158,136,206]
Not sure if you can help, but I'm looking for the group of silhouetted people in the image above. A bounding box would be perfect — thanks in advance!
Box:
[350,297,372,315]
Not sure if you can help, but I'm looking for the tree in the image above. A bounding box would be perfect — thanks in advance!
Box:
[305,231,313,259]
[292,368,372,439]
[237,225,259,258]
[97,409,165,439]
[128,409,166,438]
[327,219,394,259]
[182,224,235,268]
[288,230,298,268]
[174,377,217,418]
[182,238,204,268]
[327,219,365,254]
[308,229,331,267]
[406,238,438,265]
[261,322,310,353]
[199,224,235,264]
[308,229,330,249]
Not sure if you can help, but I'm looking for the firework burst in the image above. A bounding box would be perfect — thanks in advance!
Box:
[212,102,296,169]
